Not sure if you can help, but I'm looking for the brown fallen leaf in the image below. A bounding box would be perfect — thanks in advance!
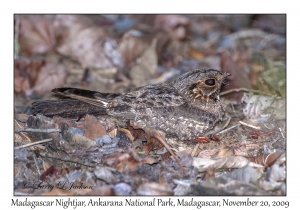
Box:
[245,152,284,167]
[130,38,158,87]
[14,58,45,95]
[119,31,150,66]
[52,116,76,129]
[28,62,67,96]
[119,30,170,67]
[53,15,123,69]
[77,114,106,140]
[14,58,67,96]
[17,14,56,56]
[220,51,252,101]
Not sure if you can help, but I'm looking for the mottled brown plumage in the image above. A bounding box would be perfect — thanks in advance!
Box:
[32,69,230,152]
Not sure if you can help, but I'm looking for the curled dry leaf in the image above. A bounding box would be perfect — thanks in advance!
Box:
[245,151,284,167]
[249,129,275,139]
[194,156,250,172]
[215,146,235,159]
[136,182,174,196]
[53,15,123,69]
[241,93,275,121]
[18,15,56,56]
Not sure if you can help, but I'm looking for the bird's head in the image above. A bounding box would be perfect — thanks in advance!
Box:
[172,69,230,103]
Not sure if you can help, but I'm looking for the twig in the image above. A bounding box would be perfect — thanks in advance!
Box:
[33,155,41,176]
[239,121,261,130]
[15,128,60,133]
[39,152,98,168]
[217,124,240,135]
[153,133,187,176]
[218,117,231,132]
[14,138,53,149]
[191,143,200,157]
[220,88,276,97]
[206,117,231,136]
[278,127,286,141]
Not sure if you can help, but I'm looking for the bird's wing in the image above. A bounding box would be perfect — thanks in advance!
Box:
[110,84,187,108]
[53,84,186,110]
[52,88,120,108]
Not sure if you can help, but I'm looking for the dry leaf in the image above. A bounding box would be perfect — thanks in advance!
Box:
[220,51,252,101]
[119,31,149,65]
[130,38,158,87]
[194,156,250,172]
[245,152,284,167]
[215,146,235,158]
[154,15,189,40]
[14,58,45,95]
[242,93,275,117]
[28,63,67,96]
[53,15,123,69]
[14,58,66,96]
[77,114,106,140]
[18,15,56,56]
[52,116,75,129]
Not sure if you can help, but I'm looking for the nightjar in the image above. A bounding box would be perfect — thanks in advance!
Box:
[32,69,230,152]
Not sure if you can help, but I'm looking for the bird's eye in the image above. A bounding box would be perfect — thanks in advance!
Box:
[205,79,215,86]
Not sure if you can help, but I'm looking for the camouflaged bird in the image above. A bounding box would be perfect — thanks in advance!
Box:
[32,69,230,152]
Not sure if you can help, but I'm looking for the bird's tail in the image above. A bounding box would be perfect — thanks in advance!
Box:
[32,99,107,118]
